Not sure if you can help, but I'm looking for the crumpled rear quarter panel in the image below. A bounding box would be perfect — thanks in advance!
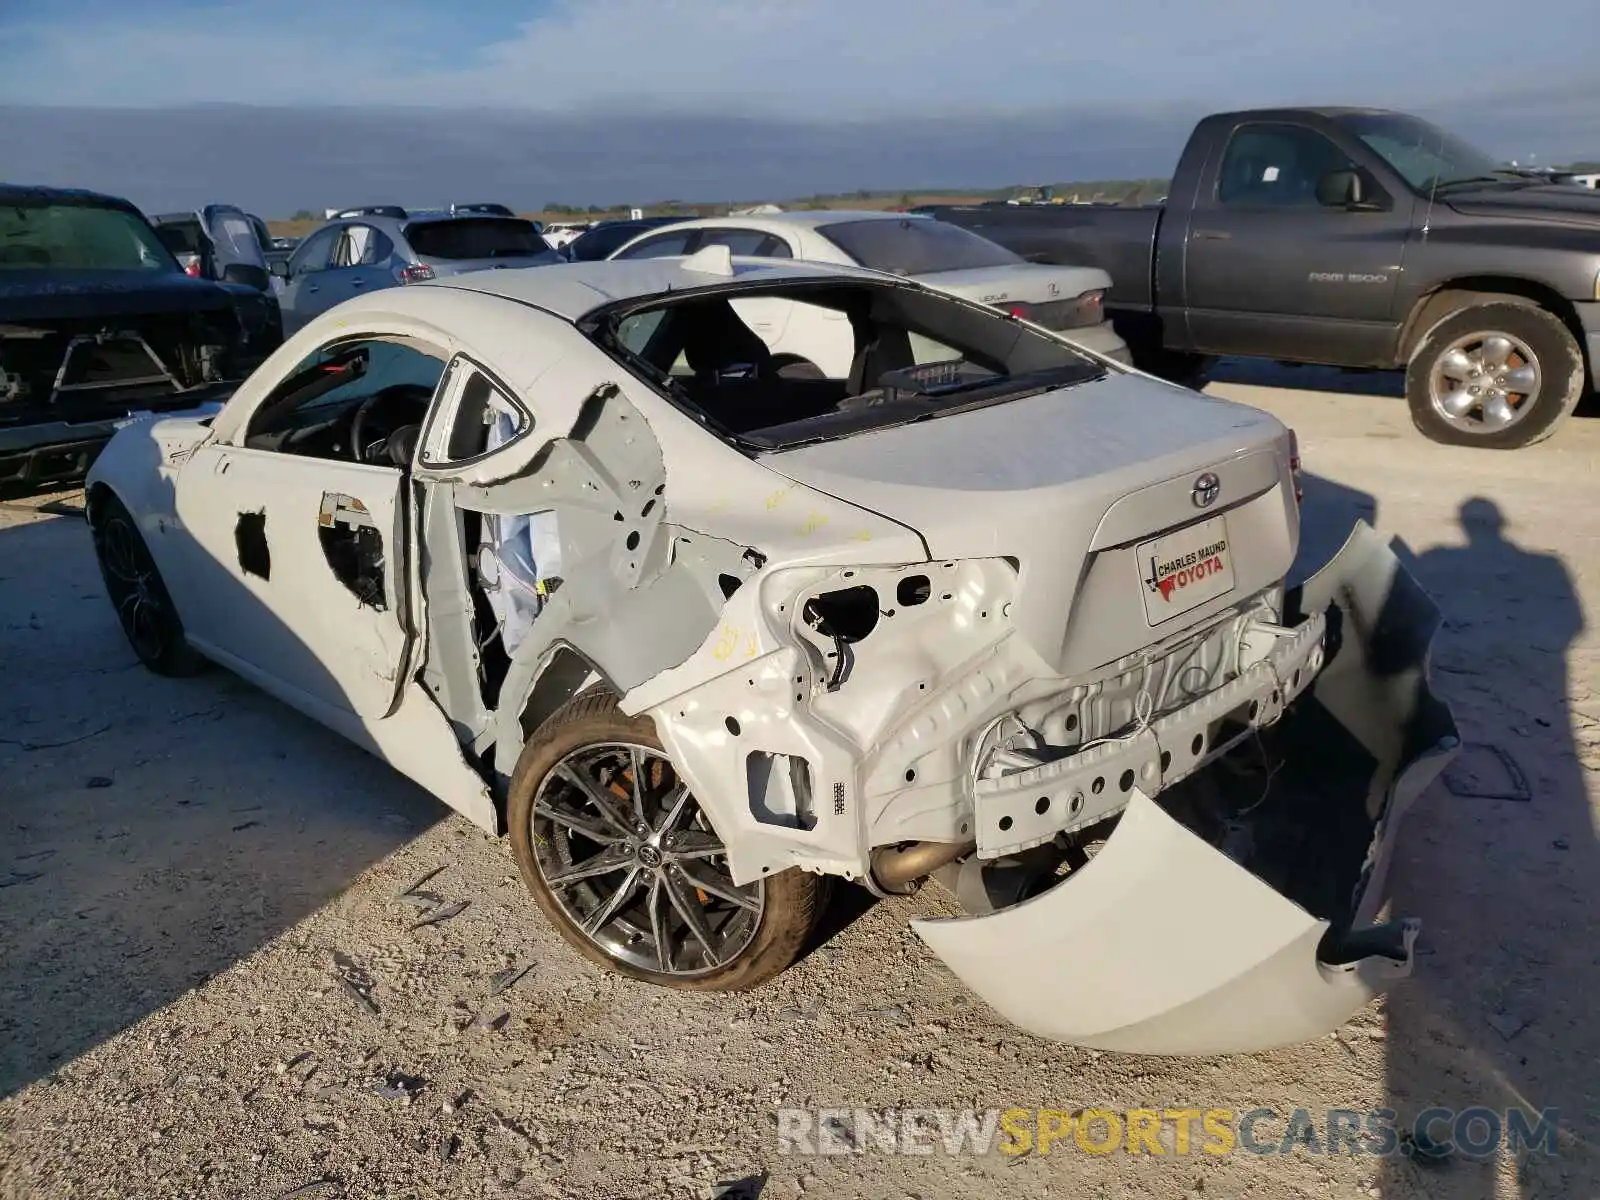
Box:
[910,522,1460,1055]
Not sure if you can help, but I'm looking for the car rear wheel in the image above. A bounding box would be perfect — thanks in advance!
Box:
[90,493,205,676]
[507,691,820,991]
[1407,301,1584,448]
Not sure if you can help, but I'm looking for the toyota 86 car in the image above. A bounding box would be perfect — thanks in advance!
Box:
[84,247,1458,1055]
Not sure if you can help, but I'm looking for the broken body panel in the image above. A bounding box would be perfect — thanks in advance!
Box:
[84,260,1457,1054]
[912,523,1458,1053]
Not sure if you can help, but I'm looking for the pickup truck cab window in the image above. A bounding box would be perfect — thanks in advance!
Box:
[1217,125,1355,207]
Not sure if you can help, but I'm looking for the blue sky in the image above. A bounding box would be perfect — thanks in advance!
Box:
[3,0,1596,116]
[1,1,1596,211]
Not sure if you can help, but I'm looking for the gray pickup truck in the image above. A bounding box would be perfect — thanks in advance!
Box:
[922,107,1600,449]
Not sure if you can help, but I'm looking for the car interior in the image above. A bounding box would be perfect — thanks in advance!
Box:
[592,281,1104,450]
[242,338,445,466]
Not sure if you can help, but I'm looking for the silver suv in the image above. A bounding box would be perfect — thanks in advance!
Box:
[272,207,558,334]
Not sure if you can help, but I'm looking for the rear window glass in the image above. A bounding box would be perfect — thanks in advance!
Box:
[403,218,553,261]
[154,220,202,254]
[819,218,1022,275]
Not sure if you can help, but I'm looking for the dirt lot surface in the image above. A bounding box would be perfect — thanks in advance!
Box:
[3,366,1599,1199]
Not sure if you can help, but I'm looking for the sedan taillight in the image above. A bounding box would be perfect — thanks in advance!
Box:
[395,263,436,285]
[1004,302,1035,320]
[1064,288,1106,328]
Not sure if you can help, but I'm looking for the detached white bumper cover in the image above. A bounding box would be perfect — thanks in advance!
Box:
[911,522,1460,1055]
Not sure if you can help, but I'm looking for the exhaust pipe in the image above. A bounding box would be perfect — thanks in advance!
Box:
[872,839,976,893]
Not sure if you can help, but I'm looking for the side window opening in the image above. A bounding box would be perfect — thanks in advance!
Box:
[289,226,339,276]
[615,230,694,260]
[449,372,501,460]
[1216,125,1354,207]
[242,336,446,465]
[699,228,771,257]
[417,356,532,469]
[332,224,391,267]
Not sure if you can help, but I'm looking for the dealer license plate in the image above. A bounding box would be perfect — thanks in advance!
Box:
[1137,515,1234,625]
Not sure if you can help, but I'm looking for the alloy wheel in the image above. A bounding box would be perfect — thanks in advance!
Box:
[96,515,169,663]
[1427,330,1542,434]
[530,742,764,977]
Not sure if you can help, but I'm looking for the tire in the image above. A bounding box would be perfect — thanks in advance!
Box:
[90,493,206,677]
[1406,300,1584,449]
[1131,346,1212,390]
[507,691,820,991]
[772,354,826,380]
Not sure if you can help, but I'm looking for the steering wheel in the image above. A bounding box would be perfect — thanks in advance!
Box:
[349,386,422,464]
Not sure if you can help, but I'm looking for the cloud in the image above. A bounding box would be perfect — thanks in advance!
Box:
[1,0,1594,213]
[0,103,1197,213]
[2,0,1596,115]
[2,85,1595,217]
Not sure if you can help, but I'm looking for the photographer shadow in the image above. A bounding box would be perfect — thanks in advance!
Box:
[1376,497,1598,1194]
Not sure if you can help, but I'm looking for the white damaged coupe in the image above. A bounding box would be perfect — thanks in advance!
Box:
[85,247,1459,1055]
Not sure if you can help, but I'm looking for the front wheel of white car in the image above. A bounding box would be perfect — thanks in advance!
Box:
[89,492,206,677]
[507,692,820,991]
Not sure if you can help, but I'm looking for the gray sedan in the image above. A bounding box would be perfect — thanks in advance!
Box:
[272,208,559,334]
[608,210,1131,370]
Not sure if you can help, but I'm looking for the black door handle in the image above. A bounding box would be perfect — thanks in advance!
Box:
[1192,229,1233,241]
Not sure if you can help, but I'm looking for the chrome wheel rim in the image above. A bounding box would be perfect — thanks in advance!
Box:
[530,742,764,976]
[1428,330,1541,434]
[96,516,167,662]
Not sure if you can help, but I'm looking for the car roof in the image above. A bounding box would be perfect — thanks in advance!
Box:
[311,209,533,236]
[586,216,683,230]
[403,208,528,222]
[0,183,144,214]
[1202,105,1405,124]
[416,256,885,322]
[646,209,927,233]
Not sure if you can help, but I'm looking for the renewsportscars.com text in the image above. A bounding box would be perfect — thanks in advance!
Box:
[775,1106,1560,1160]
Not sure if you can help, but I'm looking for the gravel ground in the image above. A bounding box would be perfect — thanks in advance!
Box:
[3,366,1599,1199]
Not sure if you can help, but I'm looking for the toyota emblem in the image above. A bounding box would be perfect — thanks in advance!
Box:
[1192,472,1221,508]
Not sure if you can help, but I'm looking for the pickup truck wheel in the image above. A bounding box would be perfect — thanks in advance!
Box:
[90,493,206,677]
[1133,347,1212,390]
[1407,302,1583,448]
[507,691,820,991]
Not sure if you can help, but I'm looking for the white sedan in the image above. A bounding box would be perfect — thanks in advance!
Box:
[607,210,1130,377]
[84,249,1455,1054]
